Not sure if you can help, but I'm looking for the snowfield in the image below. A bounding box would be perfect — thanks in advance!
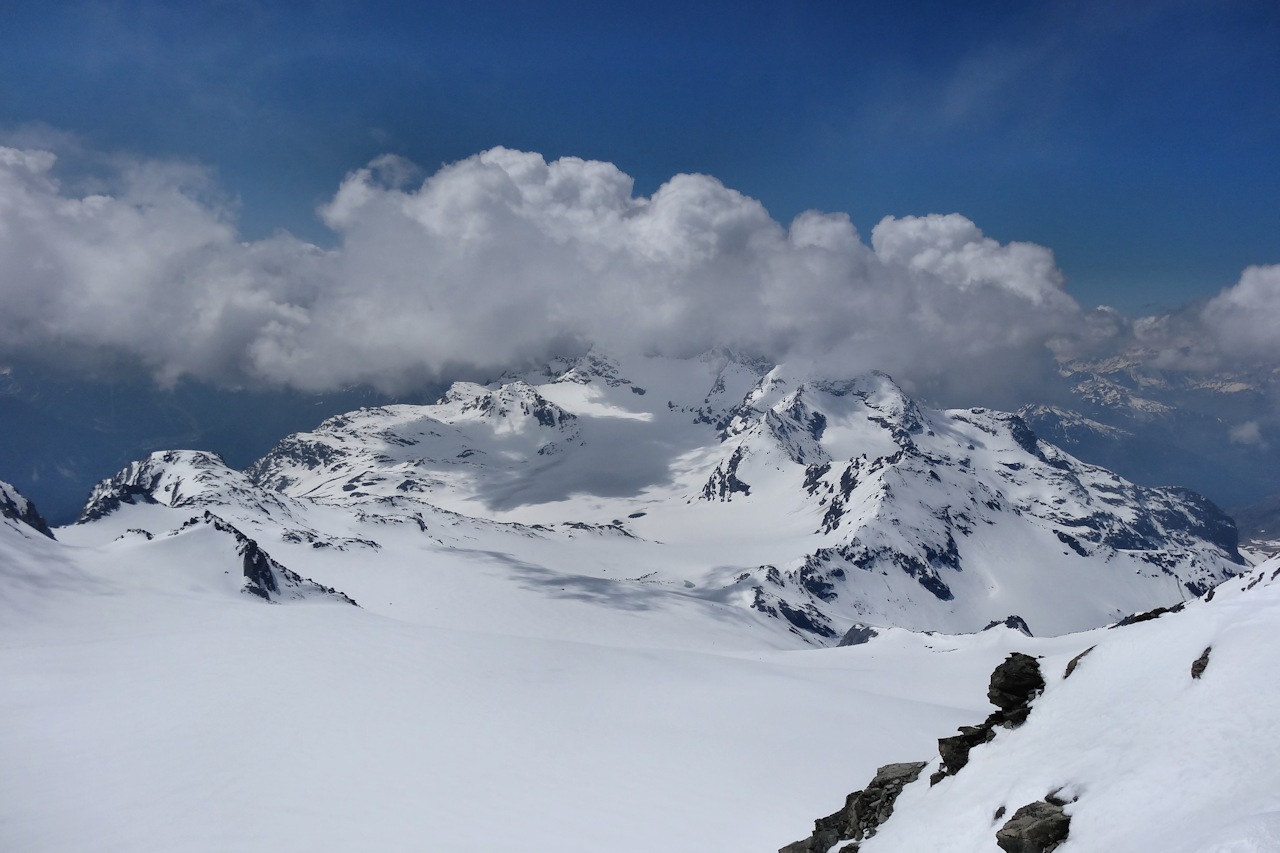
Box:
[1,506,1029,852]
[0,350,1271,852]
[4,500,1278,852]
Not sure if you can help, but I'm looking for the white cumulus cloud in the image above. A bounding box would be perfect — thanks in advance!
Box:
[1201,265,1280,365]
[5,140,1258,406]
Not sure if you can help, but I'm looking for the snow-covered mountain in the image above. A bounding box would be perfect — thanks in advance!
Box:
[1232,491,1280,557]
[1,479,54,539]
[1022,354,1280,511]
[60,349,1243,642]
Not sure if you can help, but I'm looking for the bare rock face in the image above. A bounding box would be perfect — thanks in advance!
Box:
[931,652,1045,785]
[1192,646,1212,679]
[836,624,880,647]
[995,800,1071,853]
[184,512,359,606]
[0,481,55,539]
[779,761,927,853]
[934,725,996,782]
[1063,645,1095,679]
[983,615,1033,636]
[988,652,1046,711]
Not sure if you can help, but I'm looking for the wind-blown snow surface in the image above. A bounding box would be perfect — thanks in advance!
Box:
[0,484,1044,852]
[2,477,1276,851]
[856,557,1280,853]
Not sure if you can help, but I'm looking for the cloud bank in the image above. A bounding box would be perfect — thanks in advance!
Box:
[0,143,1274,405]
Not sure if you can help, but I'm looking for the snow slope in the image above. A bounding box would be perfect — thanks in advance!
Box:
[3,472,1275,852]
[845,556,1280,853]
[66,349,1243,644]
[0,479,1049,853]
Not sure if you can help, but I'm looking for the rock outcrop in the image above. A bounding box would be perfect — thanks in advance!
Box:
[0,481,55,539]
[780,652,1050,852]
[836,624,880,647]
[995,799,1071,853]
[1191,646,1212,679]
[779,761,927,853]
[184,512,359,605]
[931,652,1044,784]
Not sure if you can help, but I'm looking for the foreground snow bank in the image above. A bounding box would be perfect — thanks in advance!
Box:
[790,556,1280,853]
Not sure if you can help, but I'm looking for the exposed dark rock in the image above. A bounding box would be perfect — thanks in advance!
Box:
[799,564,838,601]
[1045,787,1077,808]
[995,800,1071,853]
[779,761,927,853]
[783,651,1061,850]
[1111,602,1185,628]
[0,482,55,539]
[934,726,996,781]
[777,599,838,638]
[186,512,359,606]
[1054,530,1089,557]
[1063,646,1095,679]
[931,653,1044,785]
[819,534,957,602]
[837,624,880,647]
[1191,646,1212,679]
[983,615,1033,636]
[988,652,1046,711]
[240,535,280,600]
[803,462,832,497]
[750,587,837,638]
[1156,487,1242,560]
[701,445,752,501]
[76,479,160,522]
[1006,415,1044,458]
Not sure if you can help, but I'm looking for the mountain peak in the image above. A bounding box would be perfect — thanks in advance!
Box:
[0,480,55,539]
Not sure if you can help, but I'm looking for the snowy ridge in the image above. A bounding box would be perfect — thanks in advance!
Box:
[782,555,1280,853]
[0,479,54,539]
[691,362,1241,635]
[184,511,359,605]
[78,450,303,524]
[63,350,1244,642]
[247,382,582,508]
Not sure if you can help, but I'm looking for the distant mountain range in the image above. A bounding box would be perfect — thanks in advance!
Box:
[4,346,1275,551]
[13,349,1244,642]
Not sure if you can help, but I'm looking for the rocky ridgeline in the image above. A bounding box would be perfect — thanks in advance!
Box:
[780,761,927,853]
[781,652,1070,853]
[77,450,299,523]
[62,350,1249,640]
[930,652,1044,785]
[0,480,55,539]
[182,511,359,605]
[692,361,1243,635]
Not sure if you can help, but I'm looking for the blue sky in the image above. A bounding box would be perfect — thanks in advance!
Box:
[3,0,1276,315]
